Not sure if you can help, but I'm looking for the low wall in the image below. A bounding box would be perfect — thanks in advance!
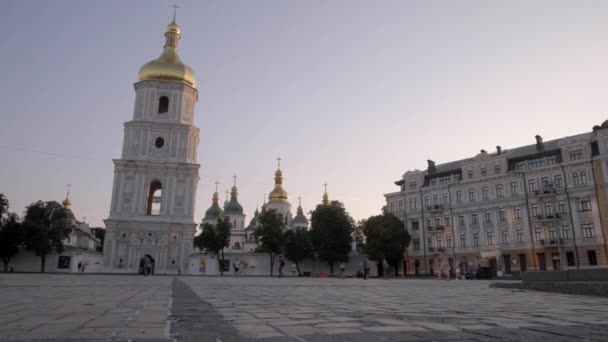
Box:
[521,268,608,283]
[187,252,377,277]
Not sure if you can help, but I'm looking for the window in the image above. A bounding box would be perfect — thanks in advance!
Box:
[471,212,478,225]
[545,203,554,216]
[391,202,395,212]
[431,179,437,186]
[146,181,162,216]
[481,168,487,177]
[468,170,474,179]
[516,230,524,243]
[588,250,598,266]
[528,179,537,192]
[501,231,508,244]
[577,197,591,212]
[447,236,453,248]
[458,214,465,226]
[482,187,489,200]
[444,216,450,226]
[581,224,595,238]
[486,231,494,245]
[411,221,420,231]
[426,219,431,228]
[511,182,519,196]
[494,165,501,175]
[499,208,506,222]
[442,193,449,205]
[469,189,475,201]
[409,199,413,210]
[580,171,588,185]
[155,137,165,149]
[460,234,466,247]
[532,204,539,217]
[433,195,438,206]
[496,185,504,198]
[549,228,558,241]
[547,155,557,165]
[424,197,430,207]
[409,182,417,190]
[573,172,580,186]
[158,96,169,113]
[121,233,127,238]
[558,200,567,214]
[484,211,492,223]
[516,163,526,170]
[570,149,583,160]
[435,217,441,227]
[514,206,521,219]
[398,200,403,211]
[566,252,575,267]
[414,198,418,209]
[554,175,562,189]
[436,237,442,248]
[541,177,550,189]
[473,233,479,246]
[413,239,420,251]
[562,226,571,239]
[535,229,542,241]
[427,238,433,249]
[456,191,463,203]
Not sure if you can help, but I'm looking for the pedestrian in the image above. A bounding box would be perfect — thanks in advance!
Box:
[382,259,390,279]
[144,256,152,276]
[278,257,285,278]
[9,264,14,273]
[456,263,461,280]
[77,261,82,273]
[363,258,370,280]
[339,262,346,278]
[81,260,87,273]
[292,263,297,277]
[233,258,240,277]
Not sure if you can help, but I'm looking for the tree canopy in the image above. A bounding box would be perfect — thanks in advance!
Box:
[362,211,411,274]
[254,209,285,276]
[283,227,312,276]
[310,201,354,274]
[0,194,23,272]
[194,217,231,275]
[22,200,72,272]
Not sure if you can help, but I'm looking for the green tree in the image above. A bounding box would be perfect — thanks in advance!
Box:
[193,217,231,275]
[0,194,23,272]
[353,219,366,253]
[254,209,285,276]
[283,227,312,276]
[94,228,105,253]
[310,201,354,275]
[363,211,411,275]
[22,201,72,272]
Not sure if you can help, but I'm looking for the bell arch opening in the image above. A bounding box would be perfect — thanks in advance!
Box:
[158,96,169,113]
[146,181,162,216]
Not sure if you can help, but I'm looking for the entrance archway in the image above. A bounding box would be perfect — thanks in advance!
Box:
[139,254,155,275]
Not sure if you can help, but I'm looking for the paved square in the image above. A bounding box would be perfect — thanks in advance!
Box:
[1,274,608,341]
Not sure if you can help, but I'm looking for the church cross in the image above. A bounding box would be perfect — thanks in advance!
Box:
[214,181,219,192]
[171,2,180,21]
[233,174,237,186]
[66,184,72,197]
[323,182,327,193]
[277,156,281,169]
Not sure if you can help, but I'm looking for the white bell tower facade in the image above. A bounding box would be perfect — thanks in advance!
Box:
[103,13,200,274]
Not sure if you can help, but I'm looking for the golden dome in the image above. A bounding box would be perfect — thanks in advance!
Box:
[62,197,72,209]
[269,168,290,204]
[138,16,195,87]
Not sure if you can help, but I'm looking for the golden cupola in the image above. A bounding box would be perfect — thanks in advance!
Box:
[138,11,196,87]
[269,168,290,204]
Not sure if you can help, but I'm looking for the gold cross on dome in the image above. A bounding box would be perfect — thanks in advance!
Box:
[66,184,72,197]
[277,156,281,169]
[233,174,237,186]
[214,181,219,192]
[323,182,328,193]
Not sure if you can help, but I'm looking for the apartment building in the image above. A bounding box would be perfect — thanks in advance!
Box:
[385,121,608,276]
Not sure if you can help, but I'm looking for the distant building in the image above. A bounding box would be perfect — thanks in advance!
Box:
[386,123,608,276]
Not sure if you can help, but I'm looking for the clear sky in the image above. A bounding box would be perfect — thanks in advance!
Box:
[1,0,608,227]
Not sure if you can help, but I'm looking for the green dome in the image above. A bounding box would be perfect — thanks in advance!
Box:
[204,203,223,220]
[225,199,243,214]
[292,213,309,226]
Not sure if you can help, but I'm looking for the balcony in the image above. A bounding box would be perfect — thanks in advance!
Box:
[539,238,564,246]
[427,226,434,231]
[537,213,562,222]
[534,185,558,197]
[426,204,444,212]
[436,225,446,231]
[428,247,435,252]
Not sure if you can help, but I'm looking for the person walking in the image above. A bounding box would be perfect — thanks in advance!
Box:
[291,263,297,277]
[143,256,152,276]
[363,258,370,280]
[233,258,240,277]
[382,259,390,279]
[339,262,346,278]
[278,257,285,278]
[77,261,82,273]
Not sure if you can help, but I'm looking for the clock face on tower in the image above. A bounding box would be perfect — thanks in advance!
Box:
[155,137,165,148]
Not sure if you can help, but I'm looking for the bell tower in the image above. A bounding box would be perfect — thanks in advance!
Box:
[103,12,200,274]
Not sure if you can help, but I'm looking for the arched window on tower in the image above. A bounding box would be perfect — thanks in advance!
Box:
[158,96,169,114]
[146,181,162,216]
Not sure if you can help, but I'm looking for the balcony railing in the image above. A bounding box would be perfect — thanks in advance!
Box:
[428,247,435,252]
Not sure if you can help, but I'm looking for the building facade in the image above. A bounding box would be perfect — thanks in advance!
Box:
[386,123,608,276]
[103,14,199,274]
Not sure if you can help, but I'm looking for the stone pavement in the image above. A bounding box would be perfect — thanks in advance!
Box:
[2,274,608,341]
